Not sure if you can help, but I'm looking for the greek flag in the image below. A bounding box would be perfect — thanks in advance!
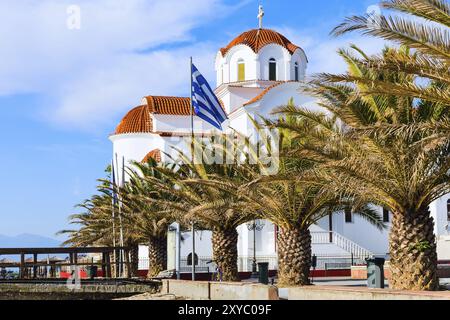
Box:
[191,63,227,130]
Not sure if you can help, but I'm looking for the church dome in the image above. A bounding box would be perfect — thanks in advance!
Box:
[115,105,152,135]
[114,96,192,135]
[219,28,300,56]
[142,149,162,163]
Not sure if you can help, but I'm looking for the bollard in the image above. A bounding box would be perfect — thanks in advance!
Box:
[366,257,385,288]
[257,262,269,285]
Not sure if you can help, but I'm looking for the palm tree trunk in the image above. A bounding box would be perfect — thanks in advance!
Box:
[389,210,438,290]
[277,225,311,286]
[129,244,139,278]
[123,248,130,278]
[147,235,167,278]
[212,228,239,282]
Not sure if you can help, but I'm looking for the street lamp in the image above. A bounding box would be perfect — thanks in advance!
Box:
[246,219,265,278]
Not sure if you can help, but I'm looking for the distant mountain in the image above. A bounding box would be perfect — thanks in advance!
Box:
[0,233,61,248]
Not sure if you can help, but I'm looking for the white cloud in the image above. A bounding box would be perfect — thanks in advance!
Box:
[0,0,232,130]
[0,1,390,131]
[48,43,218,130]
[271,25,386,75]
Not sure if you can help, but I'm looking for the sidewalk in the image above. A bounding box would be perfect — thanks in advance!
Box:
[279,277,450,299]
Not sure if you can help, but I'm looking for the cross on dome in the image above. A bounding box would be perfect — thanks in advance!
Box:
[257,5,264,29]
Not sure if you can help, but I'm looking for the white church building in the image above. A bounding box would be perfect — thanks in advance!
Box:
[109,20,450,272]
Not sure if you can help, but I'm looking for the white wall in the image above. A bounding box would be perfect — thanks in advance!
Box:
[216,44,308,86]
[227,87,262,113]
[290,49,308,80]
[430,194,450,260]
[237,221,276,257]
[180,230,213,258]
[153,114,217,133]
[437,238,450,260]
[110,133,165,184]
[225,45,257,83]
[430,194,450,238]
[258,44,291,81]
[250,83,321,119]
[228,110,249,134]
[333,208,390,255]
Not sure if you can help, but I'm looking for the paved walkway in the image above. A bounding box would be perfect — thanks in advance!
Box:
[278,277,450,299]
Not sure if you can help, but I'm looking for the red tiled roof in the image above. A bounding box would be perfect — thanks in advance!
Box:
[115,96,192,135]
[115,96,226,135]
[220,29,300,56]
[115,105,153,134]
[142,149,162,163]
[144,96,191,115]
[155,131,216,137]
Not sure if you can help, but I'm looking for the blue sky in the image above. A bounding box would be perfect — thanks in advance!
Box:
[0,0,384,240]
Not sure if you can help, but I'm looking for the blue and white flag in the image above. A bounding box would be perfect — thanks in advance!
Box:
[191,63,228,130]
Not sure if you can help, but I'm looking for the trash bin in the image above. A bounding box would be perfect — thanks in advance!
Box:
[86,266,98,279]
[366,257,385,288]
[257,262,269,285]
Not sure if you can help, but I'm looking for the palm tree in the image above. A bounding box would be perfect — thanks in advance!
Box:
[275,45,450,290]
[150,136,257,282]
[330,0,450,290]
[60,161,174,278]
[59,190,116,247]
[332,0,450,105]
[120,159,176,278]
[204,117,385,286]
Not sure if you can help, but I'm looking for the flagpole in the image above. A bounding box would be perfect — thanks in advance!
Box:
[190,56,194,139]
[111,159,117,278]
[114,153,120,277]
[119,156,126,277]
[189,56,196,281]
[114,153,124,277]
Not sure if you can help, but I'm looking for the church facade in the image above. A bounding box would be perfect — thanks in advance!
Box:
[109,26,450,271]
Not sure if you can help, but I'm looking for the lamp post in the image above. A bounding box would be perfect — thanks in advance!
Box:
[246,219,265,278]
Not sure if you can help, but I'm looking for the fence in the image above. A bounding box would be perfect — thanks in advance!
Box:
[237,255,278,272]
[138,256,214,271]
[311,231,373,260]
[138,253,371,272]
[313,254,368,270]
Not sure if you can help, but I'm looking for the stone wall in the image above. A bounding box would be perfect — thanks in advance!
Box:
[351,264,450,279]
[0,282,160,300]
[161,280,278,300]
[288,285,450,300]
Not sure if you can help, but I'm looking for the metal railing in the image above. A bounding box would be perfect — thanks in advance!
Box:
[139,255,278,272]
[311,231,373,259]
[138,253,373,272]
[138,256,214,272]
[313,254,367,270]
[237,255,278,272]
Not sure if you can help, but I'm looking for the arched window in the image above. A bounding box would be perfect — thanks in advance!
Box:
[294,62,299,81]
[344,207,352,223]
[447,199,450,221]
[237,59,245,82]
[187,253,198,266]
[269,58,277,81]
